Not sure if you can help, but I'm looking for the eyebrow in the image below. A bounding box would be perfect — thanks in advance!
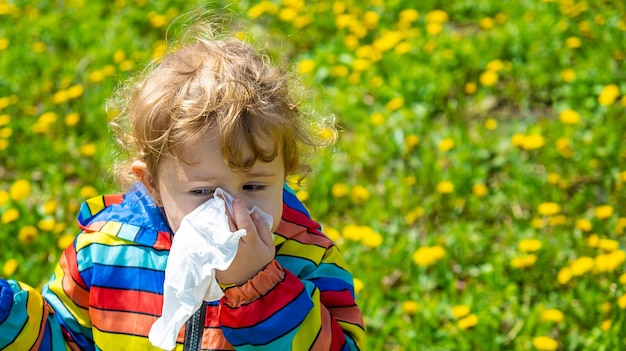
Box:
[186,170,277,182]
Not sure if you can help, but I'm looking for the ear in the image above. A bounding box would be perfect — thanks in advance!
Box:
[131,160,162,206]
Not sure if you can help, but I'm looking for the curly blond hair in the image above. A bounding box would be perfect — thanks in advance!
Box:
[109,22,331,188]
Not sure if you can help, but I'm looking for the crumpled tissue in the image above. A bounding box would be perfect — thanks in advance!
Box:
[149,188,273,350]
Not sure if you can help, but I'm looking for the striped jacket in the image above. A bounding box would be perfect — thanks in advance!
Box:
[0,183,365,350]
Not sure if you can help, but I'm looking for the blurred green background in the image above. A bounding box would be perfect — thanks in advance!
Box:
[1,0,626,349]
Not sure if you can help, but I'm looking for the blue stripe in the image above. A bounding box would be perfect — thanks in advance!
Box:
[91,264,165,293]
[233,327,298,350]
[309,276,354,294]
[224,288,313,346]
[41,286,94,349]
[0,279,12,324]
[306,262,353,286]
[283,184,311,217]
[0,281,27,348]
[275,256,316,277]
[77,243,168,273]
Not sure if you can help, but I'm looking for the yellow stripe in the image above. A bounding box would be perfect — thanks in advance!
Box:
[47,263,91,328]
[86,196,105,216]
[322,245,350,269]
[10,283,45,350]
[93,328,184,350]
[292,288,321,348]
[279,239,326,263]
[273,233,286,246]
[75,231,135,251]
[338,320,366,348]
[100,221,123,236]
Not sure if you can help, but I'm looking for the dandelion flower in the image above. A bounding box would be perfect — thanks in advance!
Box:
[479,70,498,87]
[297,59,316,74]
[78,143,97,157]
[425,9,448,23]
[511,254,537,268]
[10,179,31,201]
[353,278,364,294]
[342,224,363,242]
[565,36,581,49]
[532,336,558,351]
[436,181,454,194]
[1,208,19,224]
[521,134,545,150]
[575,218,592,232]
[79,186,98,199]
[560,68,576,82]
[324,227,340,242]
[458,314,478,330]
[451,305,470,318]
[361,226,383,248]
[538,202,560,216]
[385,97,404,111]
[18,226,38,245]
[518,239,542,252]
[405,207,425,225]
[413,245,446,267]
[571,257,594,276]
[401,300,420,315]
[350,185,370,204]
[370,112,385,126]
[296,190,308,202]
[594,205,614,219]
[57,233,76,250]
[484,118,498,130]
[0,190,9,206]
[66,84,84,99]
[557,267,573,285]
[464,82,477,94]
[331,183,349,198]
[559,109,580,124]
[618,294,626,309]
[598,239,619,251]
[405,135,419,151]
[601,319,612,331]
[38,218,56,232]
[598,84,620,106]
[540,309,564,323]
[472,183,488,197]
[438,138,455,151]
[65,113,80,126]
[2,258,18,276]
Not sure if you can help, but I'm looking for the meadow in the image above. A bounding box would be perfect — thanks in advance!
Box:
[1,0,626,349]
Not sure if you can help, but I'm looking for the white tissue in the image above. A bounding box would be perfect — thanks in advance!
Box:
[148,188,273,350]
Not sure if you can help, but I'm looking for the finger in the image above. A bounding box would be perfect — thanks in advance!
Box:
[251,212,274,248]
[232,198,257,240]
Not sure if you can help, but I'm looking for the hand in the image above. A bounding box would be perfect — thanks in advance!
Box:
[215,198,275,286]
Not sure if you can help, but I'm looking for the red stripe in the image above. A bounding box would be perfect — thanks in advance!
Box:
[103,194,124,206]
[275,221,332,247]
[281,204,322,233]
[220,271,305,328]
[64,245,87,290]
[153,231,172,250]
[90,287,163,316]
[330,317,346,351]
[320,289,355,308]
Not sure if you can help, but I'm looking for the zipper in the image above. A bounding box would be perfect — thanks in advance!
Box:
[183,302,206,351]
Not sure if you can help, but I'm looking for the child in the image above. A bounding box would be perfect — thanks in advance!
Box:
[0,21,365,350]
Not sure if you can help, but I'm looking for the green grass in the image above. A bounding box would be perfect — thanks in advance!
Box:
[1,0,626,349]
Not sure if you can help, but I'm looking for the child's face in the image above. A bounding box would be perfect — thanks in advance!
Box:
[146,131,285,234]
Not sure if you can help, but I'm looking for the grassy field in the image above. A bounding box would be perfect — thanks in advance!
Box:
[1,0,626,349]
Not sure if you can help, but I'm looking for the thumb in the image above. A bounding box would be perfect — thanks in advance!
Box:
[252,211,274,248]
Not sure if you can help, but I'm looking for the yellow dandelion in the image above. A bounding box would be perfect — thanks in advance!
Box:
[618,294,626,309]
[565,36,581,49]
[342,224,363,242]
[350,185,370,204]
[2,258,18,276]
[458,314,479,330]
[537,202,560,216]
[484,118,498,130]
[540,309,564,323]
[38,218,56,232]
[571,256,594,276]
[405,207,425,225]
[559,109,580,124]
[0,38,9,51]
[88,70,105,83]
[479,17,494,29]
[472,183,488,197]
[298,59,316,74]
[557,267,573,285]
[353,277,364,294]
[615,217,626,235]
[401,300,420,315]
[331,183,349,198]
[598,239,619,251]
[361,227,383,248]
[518,239,542,252]
[594,205,614,219]
[412,245,446,267]
[521,134,545,150]
[1,208,19,224]
[598,84,620,106]
[18,226,38,245]
[560,68,576,82]
[587,234,599,248]
[436,181,454,194]
[601,319,612,331]
[385,97,404,111]
[79,186,98,199]
[32,41,47,53]
[65,113,80,127]
[0,190,9,206]
[425,9,448,23]
[438,138,455,151]
[57,233,76,250]
[451,304,470,318]
[66,85,84,99]
[465,82,477,94]
[363,11,379,29]
[479,70,498,87]
[10,179,31,201]
[370,112,385,126]
[511,133,526,147]
[405,135,419,151]
[532,336,558,351]
[511,254,537,268]
[575,218,592,232]
[78,143,97,157]
[0,114,10,126]
[324,227,340,242]
[619,272,626,285]
[426,22,443,36]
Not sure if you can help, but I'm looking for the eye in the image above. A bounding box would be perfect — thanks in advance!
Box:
[243,184,266,192]
[190,188,214,197]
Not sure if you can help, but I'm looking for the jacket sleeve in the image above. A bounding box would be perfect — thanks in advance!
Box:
[0,240,95,351]
[219,239,366,350]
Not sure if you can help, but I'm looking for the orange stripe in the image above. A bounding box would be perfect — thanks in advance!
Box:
[200,327,233,350]
[59,252,89,308]
[276,221,332,247]
[91,308,157,336]
[310,307,332,350]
